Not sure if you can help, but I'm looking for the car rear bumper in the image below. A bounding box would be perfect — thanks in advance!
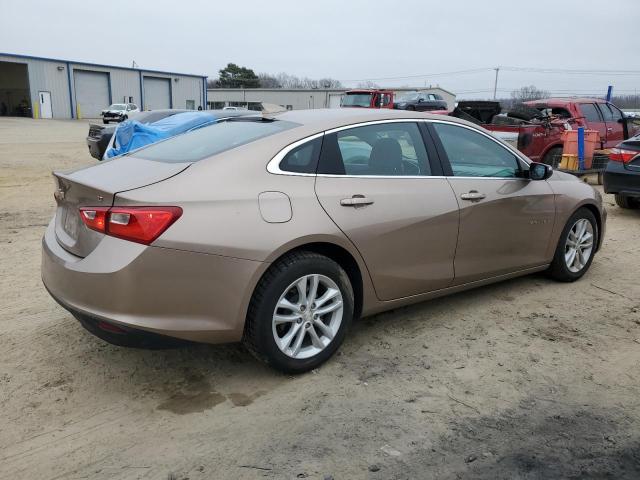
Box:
[41,218,265,344]
[86,136,109,160]
[603,161,640,196]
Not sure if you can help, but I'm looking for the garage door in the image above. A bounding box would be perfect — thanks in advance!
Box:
[73,70,110,118]
[144,77,171,110]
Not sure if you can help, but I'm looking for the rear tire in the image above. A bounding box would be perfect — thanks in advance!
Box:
[547,208,597,282]
[406,105,415,111]
[243,251,354,374]
[543,146,563,167]
[615,194,639,209]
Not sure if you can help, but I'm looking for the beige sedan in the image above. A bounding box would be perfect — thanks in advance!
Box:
[42,109,606,372]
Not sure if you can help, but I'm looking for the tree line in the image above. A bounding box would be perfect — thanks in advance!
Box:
[208,63,342,89]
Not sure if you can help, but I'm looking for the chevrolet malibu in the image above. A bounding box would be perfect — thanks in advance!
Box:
[42,109,606,373]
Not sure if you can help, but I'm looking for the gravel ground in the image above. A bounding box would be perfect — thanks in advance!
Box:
[1,117,639,480]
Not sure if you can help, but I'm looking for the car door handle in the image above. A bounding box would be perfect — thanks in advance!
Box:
[460,191,486,201]
[340,195,374,207]
[606,127,613,132]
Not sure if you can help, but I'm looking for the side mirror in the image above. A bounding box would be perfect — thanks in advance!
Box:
[529,162,553,180]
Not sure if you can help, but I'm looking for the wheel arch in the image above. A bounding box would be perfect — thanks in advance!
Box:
[541,143,563,162]
[262,240,366,321]
[575,201,603,252]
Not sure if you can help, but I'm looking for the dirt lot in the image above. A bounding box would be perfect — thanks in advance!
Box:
[1,117,639,480]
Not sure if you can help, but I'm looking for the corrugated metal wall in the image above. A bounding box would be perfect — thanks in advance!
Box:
[206,87,457,111]
[0,54,72,119]
[0,54,206,119]
[170,76,204,110]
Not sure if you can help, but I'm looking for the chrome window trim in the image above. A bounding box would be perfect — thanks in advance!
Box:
[266,118,532,178]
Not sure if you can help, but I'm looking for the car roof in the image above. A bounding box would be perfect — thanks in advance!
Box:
[267,108,466,132]
[525,97,607,106]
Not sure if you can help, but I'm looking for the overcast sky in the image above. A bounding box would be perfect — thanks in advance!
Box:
[3,0,639,98]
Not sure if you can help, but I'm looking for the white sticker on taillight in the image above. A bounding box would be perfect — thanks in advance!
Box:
[82,210,97,220]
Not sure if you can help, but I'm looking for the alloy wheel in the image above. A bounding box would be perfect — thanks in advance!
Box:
[272,274,343,359]
[564,218,594,273]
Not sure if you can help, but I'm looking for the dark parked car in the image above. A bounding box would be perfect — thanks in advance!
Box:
[603,133,640,208]
[87,109,188,160]
[394,92,448,111]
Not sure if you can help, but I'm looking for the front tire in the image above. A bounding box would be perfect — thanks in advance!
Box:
[615,194,639,209]
[547,208,597,282]
[103,119,109,124]
[243,251,354,373]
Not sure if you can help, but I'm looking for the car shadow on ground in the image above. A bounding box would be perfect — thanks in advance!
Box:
[56,271,553,386]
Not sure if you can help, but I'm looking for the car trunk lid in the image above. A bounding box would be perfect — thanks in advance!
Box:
[52,156,190,257]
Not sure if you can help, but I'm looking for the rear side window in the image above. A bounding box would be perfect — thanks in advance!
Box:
[580,104,602,122]
[278,137,322,173]
[433,122,520,178]
[599,103,623,122]
[318,122,430,176]
[135,119,298,163]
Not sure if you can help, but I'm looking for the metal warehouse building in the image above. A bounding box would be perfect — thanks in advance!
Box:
[207,87,456,111]
[0,53,207,119]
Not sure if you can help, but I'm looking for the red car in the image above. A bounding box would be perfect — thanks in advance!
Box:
[341,89,395,109]
[455,98,638,164]
[523,98,634,159]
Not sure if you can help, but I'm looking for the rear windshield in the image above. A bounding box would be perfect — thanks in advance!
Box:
[134,119,298,163]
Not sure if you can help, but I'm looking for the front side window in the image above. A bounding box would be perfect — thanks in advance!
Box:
[341,94,373,108]
[318,122,430,176]
[433,122,520,178]
[580,103,602,122]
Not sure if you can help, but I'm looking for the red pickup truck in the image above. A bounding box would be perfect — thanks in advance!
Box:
[453,98,638,164]
[341,89,395,109]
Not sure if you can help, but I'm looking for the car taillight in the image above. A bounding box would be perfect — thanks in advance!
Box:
[79,206,182,245]
[609,148,638,164]
[79,207,108,232]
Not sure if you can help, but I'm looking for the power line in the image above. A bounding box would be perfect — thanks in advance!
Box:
[342,65,640,84]
[341,68,492,83]
[501,66,640,76]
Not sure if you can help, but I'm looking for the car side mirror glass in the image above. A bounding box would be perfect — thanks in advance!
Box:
[529,162,552,180]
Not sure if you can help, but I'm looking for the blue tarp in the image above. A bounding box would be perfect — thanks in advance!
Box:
[105,112,218,158]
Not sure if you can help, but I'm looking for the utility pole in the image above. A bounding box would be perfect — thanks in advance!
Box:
[493,67,500,99]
